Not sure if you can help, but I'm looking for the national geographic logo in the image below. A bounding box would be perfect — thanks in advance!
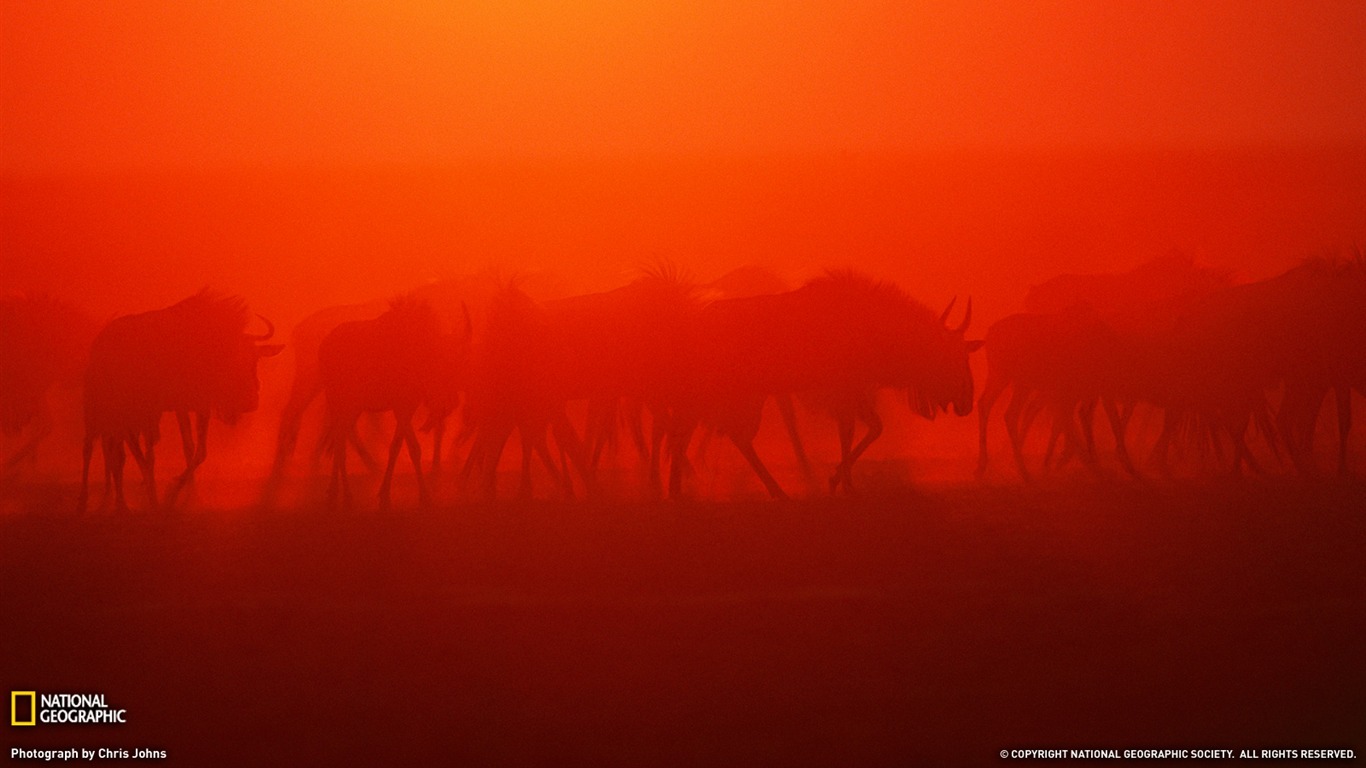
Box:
[10,692,35,726]
[11,691,126,725]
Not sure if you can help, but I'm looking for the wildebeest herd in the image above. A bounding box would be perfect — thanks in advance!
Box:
[1,252,1363,511]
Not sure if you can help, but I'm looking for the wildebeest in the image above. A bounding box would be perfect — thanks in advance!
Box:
[459,271,700,499]
[988,254,1365,480]
[79,291,283,511]
[686,266,814,486]
[270,273,560,483]
[660,270,981,498]
[975,306,1133,480]
[1025,252,1232,319]
[1,294,95,476]
[976,254,1234,480]
[272,298,389,477]
[1231,256,1366,476]
[319,295,470,509]
[1107,255,1366,478]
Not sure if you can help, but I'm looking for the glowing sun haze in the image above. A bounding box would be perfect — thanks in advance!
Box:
[4,1,1366,171]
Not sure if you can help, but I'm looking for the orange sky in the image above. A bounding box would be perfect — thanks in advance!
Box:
[3,1,1366,337]
[5,1,1366,171]
[2,1,1366,481]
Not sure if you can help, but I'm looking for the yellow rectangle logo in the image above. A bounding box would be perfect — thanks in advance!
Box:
[11,691,36,726]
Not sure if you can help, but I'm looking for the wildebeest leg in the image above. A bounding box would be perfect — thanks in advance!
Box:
[102,456,115,510]
[725,398,786,500]
[327,419,352,509]
[647,408,670,497]
[402,415,429,507]
[272,376,321,476]
[1255,395,1283,468]
[1104,397,1139,477]
[833,399,883,494]
[485,426,514,499]
[78,436,96,513]
[1003,388,1032,481]
[318,421,380,475]
[517,436,534,498]
[427,409,448,475]
[1335,385,1352,476]
[529,427,570,500]
[126,431,159,510]
[2,427,49,472]
[1020,394,1052,465]
[694,428,714,475]
[168,411,207,507]
[1041,399,1083,472]
[458,429,484,492]
[729,433,788,500]
[105,436,129,512]
[1228,407,1266,476]
[626,399,650,465]
[585,398,613,473]
[1039,398,1088,473]
[976,374,1008,478]
[551,412,594,498]
[189,410,209,472]
[347,425,382,474]
[774,393,812,480]
[1276,381,1324,474]
[515,424,545,499]
[379,410,425,510]
[559,448,573,497]
[469,424,513,500]
[4,401,53,472]
[166,429,194,509]
[1151,409,1180,478]
[830,409,855,494]
[175,411,196,474]
[1077,398,1103,475]
[665,414,698,499]
[378,426,404,511]
[1041,413,1064,470]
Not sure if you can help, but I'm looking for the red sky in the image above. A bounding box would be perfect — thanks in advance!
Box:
[4,1,1366,171]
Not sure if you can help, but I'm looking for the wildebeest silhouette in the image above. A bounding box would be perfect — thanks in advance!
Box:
[270,273,558,485]
[0,294,96,476]
[458,283,587,499]
[1122,263,1351,477]
[79,290,283,511]
[980,255,1234,480]
[1025,252,1233,319]
[686,266,813,486]
[272,298,389,478]
[1252,255,1366,475]
[457,269,702,500]
[975,306,1132,481]
[660,270,981,498]
[319,295,469,509]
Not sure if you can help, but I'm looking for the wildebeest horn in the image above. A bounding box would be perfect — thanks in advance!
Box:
[953,298,972,334]
[939,296,957,325]
[247,314,275,341]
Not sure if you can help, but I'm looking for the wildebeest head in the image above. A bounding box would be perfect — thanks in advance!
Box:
[910,297,984,419]
[215,314,284,423]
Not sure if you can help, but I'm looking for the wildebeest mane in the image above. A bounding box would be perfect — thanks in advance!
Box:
[162,288,251,339]
[383,292,442,333]
[802,269,942,337]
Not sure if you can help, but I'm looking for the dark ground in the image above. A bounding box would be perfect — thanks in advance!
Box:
[2,478,1363,766]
